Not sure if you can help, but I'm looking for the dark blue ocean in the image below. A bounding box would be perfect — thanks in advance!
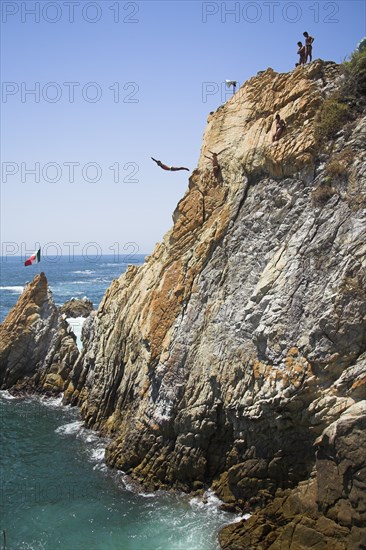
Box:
[0,256,237,550]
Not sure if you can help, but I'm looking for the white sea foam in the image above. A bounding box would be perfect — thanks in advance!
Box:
[231,513,252,523]
[85,444,108,470]
[54,416,110,475]
[71,270,96,275]
[119,474,136,493]
[0,285,24,293]
[19,542,46,550]
[62,279,104,285]
[189,490,222,513]
[66,316,86,350]
[39,395,64,408]
[0,390,17,400]
[84,432,100,444]
[93,462,108,473]
[55,420,84,435]
[90,447,105,462]
[84,436,109,465]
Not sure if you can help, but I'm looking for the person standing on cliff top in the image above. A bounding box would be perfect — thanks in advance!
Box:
[303,32,314,63]
[296,42,306,66]
[272,114,286,142]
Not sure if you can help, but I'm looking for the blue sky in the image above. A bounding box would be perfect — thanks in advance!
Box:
[1,0,365,257]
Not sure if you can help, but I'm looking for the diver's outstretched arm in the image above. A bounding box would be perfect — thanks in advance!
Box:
[151,157,171,171]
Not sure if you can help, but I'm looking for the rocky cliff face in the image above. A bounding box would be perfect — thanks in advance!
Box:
[63,61,366,546]
[2,61,365,548]
[0,273,79,394]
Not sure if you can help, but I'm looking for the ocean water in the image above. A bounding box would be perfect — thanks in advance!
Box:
[0,256,237,550]
[0,255,146,323]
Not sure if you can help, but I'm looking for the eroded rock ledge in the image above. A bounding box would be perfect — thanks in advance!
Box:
[1,61,365,548]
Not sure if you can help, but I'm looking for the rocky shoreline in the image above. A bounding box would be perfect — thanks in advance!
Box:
[1,60,365,549]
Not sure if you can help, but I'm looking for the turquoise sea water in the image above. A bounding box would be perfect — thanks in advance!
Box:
[0,394,235,550]
[0,256,237,549]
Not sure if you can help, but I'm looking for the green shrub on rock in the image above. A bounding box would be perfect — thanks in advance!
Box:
[343,40,366,97]
[314,43,366,146]
[314,97,350,143]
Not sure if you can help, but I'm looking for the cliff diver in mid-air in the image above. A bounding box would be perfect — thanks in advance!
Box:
[151,157,190,172]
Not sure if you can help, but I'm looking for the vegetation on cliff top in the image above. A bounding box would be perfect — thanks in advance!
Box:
[343,37,366,96]
[314,42,366,144]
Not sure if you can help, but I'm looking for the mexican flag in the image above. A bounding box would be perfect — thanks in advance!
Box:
[24,248,41,266]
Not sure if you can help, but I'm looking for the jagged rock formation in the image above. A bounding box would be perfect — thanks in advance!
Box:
[2,61,366,548]
[60,297,93,318]
[0,273,79,393]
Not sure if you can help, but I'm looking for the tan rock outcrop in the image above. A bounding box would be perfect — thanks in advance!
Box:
[200,62,340,179]
[0,273,79,393]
